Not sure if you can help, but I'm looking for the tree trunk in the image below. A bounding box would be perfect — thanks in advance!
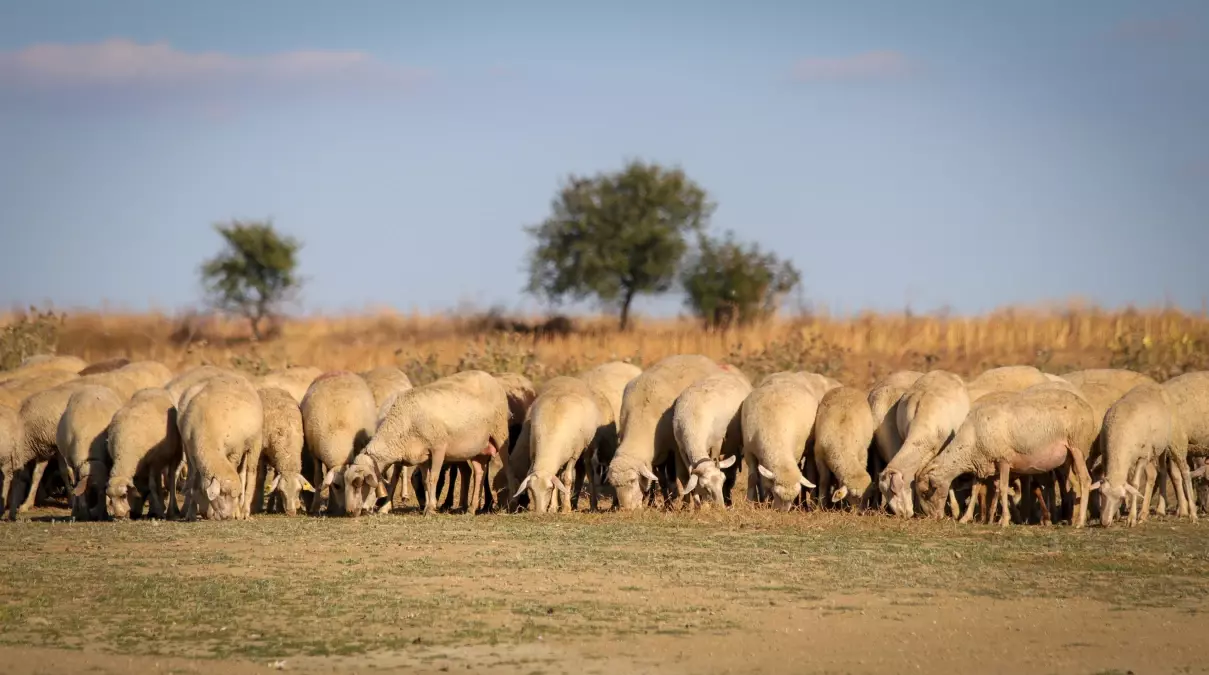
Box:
[618,287,637,331]
[249,314,264,341]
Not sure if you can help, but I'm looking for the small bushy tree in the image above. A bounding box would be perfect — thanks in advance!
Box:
[680,231,801,329]
[199,219,303,340]
[524,160,715,330]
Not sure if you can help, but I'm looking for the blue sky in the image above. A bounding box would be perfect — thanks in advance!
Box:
[1,1,1206,318]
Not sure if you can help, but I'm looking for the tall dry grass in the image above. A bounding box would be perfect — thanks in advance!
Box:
[5,304,1208,387]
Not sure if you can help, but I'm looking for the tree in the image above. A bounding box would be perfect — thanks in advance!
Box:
[679,231,802,329]
[199,218,303,340]
[524,160,715,330]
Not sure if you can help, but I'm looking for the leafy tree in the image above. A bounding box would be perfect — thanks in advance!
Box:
[524,160,715,330]
[199,219,303,340]
[680,231,801,329]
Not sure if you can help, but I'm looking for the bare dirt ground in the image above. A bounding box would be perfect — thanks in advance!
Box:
[2,503,1207,675]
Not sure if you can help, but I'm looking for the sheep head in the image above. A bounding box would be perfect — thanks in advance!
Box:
[514,470,570,513]
[105,477,139,519]
[1092,479,1141,527]
[914,467,949,519]
[680,455,736,506]
[605,456,658,510]
[269,471,314,516]
[341,461,381,517]
[200,476,242,521]
[879,469,914,517]
[756,463,813,511]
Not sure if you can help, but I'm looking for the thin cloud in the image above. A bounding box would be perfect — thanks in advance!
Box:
[0,38,428,91]
[791,50,912,82]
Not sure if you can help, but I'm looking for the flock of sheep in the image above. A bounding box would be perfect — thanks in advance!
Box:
[1,352,1207,527]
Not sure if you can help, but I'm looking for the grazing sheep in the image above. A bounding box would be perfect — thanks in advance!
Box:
[0,406,23,516]
[0,355,86,387]
[1161,371,1209,462]
[165,366,249,406]
[1094,383,1191,527]
[106,388,181,519]
[755,371,841,400]
[867,371,924,467]
[964,365,1049,403]
[342,370,511,517]
[877,370,969,517]
[916,385,1096,527]
[178,377,263,521]
[359,367,414,410]
[606,355,724,510]
[252,386,312,515]
[256,366,324,405]
[576,361,643,471]
[57,385,125,519]
[12,361,173,517]
[670,370,751,507]
[740,373,820,511]
[813,386,876,508]
[300,371,377,516]
[512,376,612,513]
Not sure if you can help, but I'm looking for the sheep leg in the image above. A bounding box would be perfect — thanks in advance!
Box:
[424,449,447,516]
[1170,455,1195,521]
[558,462,575,513]
[745,454,760,504]
[16,460,48,514]
[1181,457,1199,521]
[145,470,166,519]
[468,460,486,515]
[1065,447,1092,529]
[0,467,12,519]
[958,481,981,523]
[586,452,600,512]
[164,463,180,519]
[1138,460,1158,526]
[997,461,1012,528]
[250,458,269,515]
[309,461,328,516]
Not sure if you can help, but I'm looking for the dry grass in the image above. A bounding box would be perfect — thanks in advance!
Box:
[4,303,1207,386]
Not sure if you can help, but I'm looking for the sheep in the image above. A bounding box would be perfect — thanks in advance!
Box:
[576,361,643,471]
[916,384,1096,528]
[0,405,22,516]
[512,376,613,513]
[1093,383,1192,527]
[256,366,324,405]
[964,365,1050,403]
[342,370,512,517]
[1161,371,1209,463]
[0,370,80,406]
[755,371,841,400]
[56,384,125,520]
[105,388,182,519]
[605,354,724,510]
[0,355,86,387]
[359,366,414,410]
[300,371,379,515]
[878,370,969,518]
[867,371,924,471]
[670,370,751,507]
[11,361,173,518]
[813,386,876,509]
[740,373,820,510]
[165,366,249,406]
[251,386,313,515]
[178,376,263,521]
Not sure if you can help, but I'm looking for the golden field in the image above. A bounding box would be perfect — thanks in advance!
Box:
[5,303,1207,385]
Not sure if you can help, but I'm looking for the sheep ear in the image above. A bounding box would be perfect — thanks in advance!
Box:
[269,475,281,494]
[757,465,776,480]
[206,477,222,501]
[365,471,379,488]
[549,476,570,496]
[1088,481,1101,491]
[513,474,533,499]
[717,456,736,469]
[638,466,658,482]
[831,486,848,503]
[300,477,315,492]
[1123,484,1144,498]
[125,478,137,490]
[798,474,816,489]
[1191,467,1208,479]
[72,480,90,497]
[680,474,699,496]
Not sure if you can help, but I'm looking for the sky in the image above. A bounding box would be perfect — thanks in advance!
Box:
[1,0,1206,319]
